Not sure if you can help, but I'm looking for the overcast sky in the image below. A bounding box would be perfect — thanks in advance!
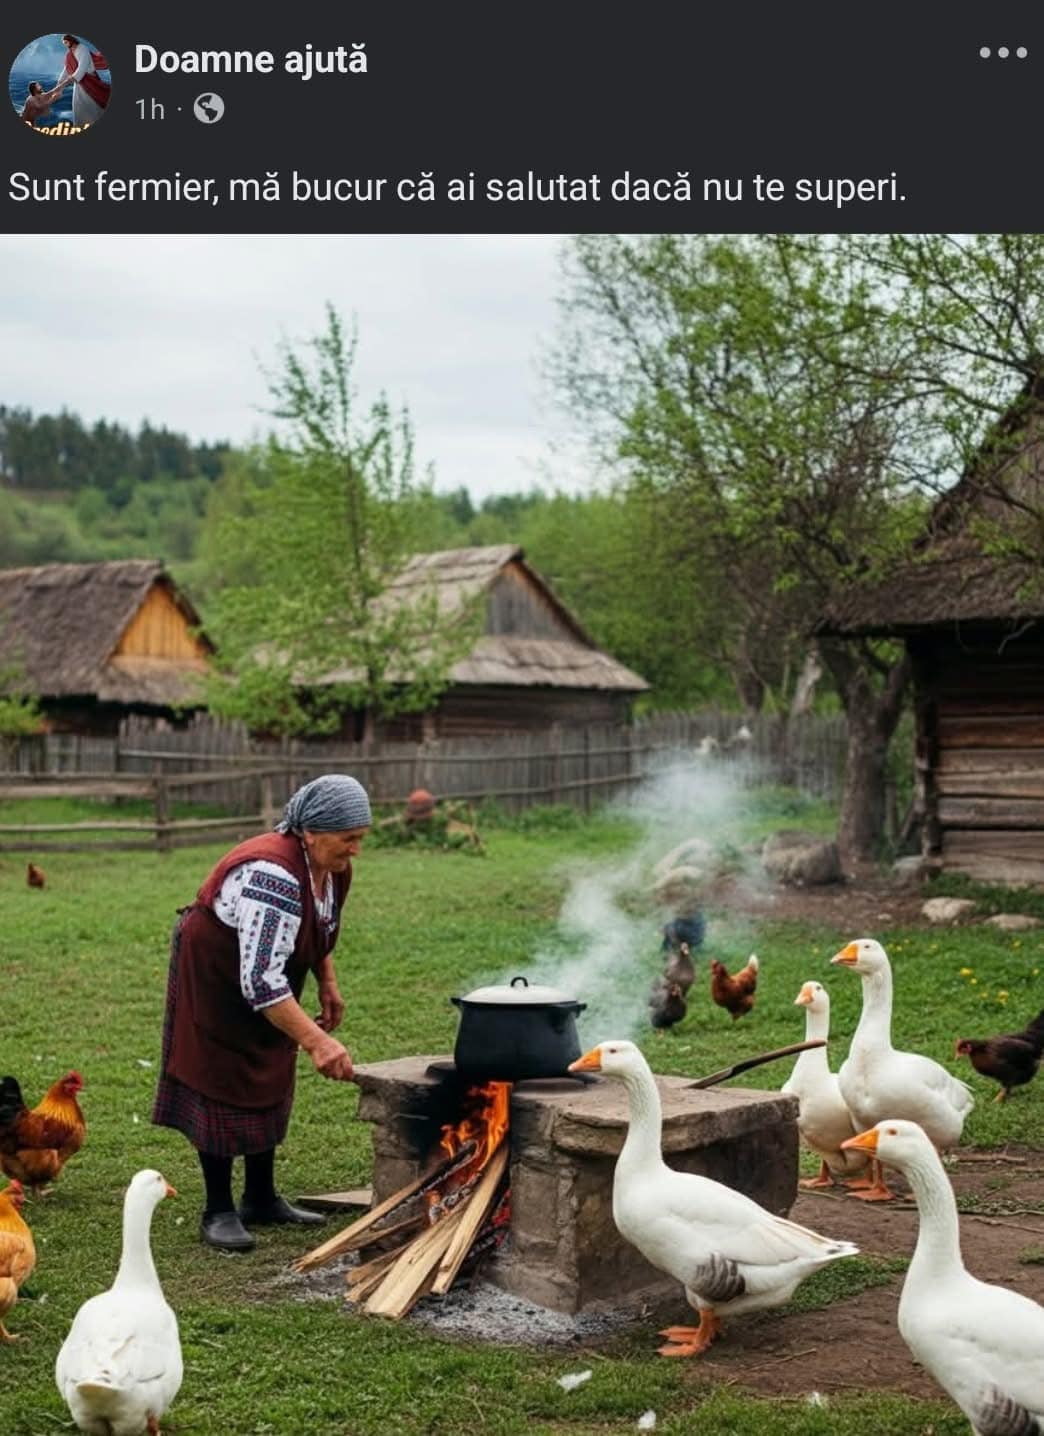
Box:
[0,234,592,500]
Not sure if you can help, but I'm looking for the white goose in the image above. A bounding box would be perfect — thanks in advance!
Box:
[56,1170,182,1436]
[569,1040,858,1355]
[831,938,974,1201]
[843,1119,1044,1435]
[781,981,868,1188]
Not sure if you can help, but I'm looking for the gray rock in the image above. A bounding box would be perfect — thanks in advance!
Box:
[984,913,1042,933]
[653,837,715,880]
[653,864,706,909]
[921,897,977,925]
[892,856,928,887]
[762,829,842,887]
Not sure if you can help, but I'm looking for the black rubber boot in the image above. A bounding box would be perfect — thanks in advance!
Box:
[200,1210,256,1251]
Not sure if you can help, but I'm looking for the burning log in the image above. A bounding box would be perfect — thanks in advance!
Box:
[430,1145,508,1295]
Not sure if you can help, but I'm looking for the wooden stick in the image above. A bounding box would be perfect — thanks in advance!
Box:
[344,1249,407,1302]
[355,1212,426,1252]
[430,1145,508,1295]
[364,1206,468,1319]
[293,1141,476,1272]
[347,1247,409,1288]
[689,1040,826,1089]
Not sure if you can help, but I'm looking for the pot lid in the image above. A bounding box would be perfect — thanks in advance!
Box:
[458,974,579,1005]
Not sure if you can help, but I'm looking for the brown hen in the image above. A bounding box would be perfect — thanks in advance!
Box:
[709,954,759,1020]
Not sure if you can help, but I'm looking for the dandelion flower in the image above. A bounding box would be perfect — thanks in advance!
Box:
[960,967,973,977]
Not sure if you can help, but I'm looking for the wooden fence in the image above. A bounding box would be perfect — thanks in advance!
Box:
[1,709,848,853]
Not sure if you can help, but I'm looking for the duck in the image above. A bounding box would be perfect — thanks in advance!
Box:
[662,939,697,997]
[55,1170,182,1436]
[831,939,974,1202]
[843,1119,1044,1434]
[781,981,868,1189]
[569,1040,858,1355]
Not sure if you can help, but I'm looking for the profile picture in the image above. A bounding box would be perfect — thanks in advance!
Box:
[9,32,111,134]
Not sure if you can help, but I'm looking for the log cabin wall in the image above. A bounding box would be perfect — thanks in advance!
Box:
[913,625,1044,884]
[374,687,631,741]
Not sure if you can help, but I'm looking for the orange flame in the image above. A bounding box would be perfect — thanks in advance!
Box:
[439,1082,510,1168]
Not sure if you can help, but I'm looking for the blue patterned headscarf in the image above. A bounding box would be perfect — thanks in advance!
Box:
[276,774,372,834]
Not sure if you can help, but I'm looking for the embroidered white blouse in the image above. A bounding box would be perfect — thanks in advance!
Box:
[214,858,336,1011]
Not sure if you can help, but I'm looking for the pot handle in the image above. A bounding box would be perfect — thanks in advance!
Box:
[510,976,529,988]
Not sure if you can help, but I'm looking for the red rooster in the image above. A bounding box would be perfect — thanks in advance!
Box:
[0,1073,86,1195]
[710,954,760,1020]
[26,864,45,889]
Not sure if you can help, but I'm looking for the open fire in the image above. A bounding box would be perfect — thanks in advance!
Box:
[295,1079,513,1318]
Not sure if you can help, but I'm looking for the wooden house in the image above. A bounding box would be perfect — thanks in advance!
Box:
[825,393,1044,883]
[323,545,649,739]
[0,559,211,735]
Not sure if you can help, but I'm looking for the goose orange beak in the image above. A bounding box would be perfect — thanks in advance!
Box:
[841,1128,879,1154]
[831,943,860,966]
[569,1047,602,1073]
[794,983,815,1006]
[165,1183,178,1199]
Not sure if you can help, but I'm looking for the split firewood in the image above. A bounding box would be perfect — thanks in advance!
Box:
[431,1145,508,1295]
[364,1205,469,1319]
[347,1247,409,1288]
[293,1139,478,1272]
[345,1249,407,1303]
[356,1212,426,1253]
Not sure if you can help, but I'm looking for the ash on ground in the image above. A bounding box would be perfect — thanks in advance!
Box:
[277,1252,645,1345]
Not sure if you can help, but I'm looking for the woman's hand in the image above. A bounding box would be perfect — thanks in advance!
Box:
[315,975,345,1033]
[309,1032,354,1082]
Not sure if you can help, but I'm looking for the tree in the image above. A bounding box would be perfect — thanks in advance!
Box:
[0,664,42,765]
[202,306,478,737]
[551,235,938,864]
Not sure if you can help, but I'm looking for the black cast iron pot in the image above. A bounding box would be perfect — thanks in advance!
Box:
[451,975,587,1081]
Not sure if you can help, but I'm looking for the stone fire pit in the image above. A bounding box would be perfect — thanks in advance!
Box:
[353,1056,798,1315]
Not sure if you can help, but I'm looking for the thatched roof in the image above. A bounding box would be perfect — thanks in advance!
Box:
[822,540,1043,636]
[0,560,209,706]
[823,382,1044,637]
[327,545,649,692]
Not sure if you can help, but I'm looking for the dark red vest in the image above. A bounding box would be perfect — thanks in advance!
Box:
[165,833,351,1109]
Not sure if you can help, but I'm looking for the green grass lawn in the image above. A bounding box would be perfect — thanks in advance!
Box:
[1,802,1038,1435]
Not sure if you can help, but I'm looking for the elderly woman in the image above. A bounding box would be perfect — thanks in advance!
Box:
[152,774,371,1252]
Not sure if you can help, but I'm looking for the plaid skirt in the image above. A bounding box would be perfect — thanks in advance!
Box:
[151,914,294,1158]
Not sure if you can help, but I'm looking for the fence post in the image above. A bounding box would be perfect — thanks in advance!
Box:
[550,725,562,806]
[583,727,591,813]
[259,772,276,829]
[154,773,171,853]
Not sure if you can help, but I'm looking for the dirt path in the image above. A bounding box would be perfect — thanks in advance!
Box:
[678,1149,1044,1398]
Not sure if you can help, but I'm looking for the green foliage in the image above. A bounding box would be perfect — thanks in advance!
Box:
[0,404,229,491]
[202,307,480,735]
[0,662,42,747]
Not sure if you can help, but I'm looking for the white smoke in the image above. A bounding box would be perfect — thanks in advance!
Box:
[517,748,771,1045]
